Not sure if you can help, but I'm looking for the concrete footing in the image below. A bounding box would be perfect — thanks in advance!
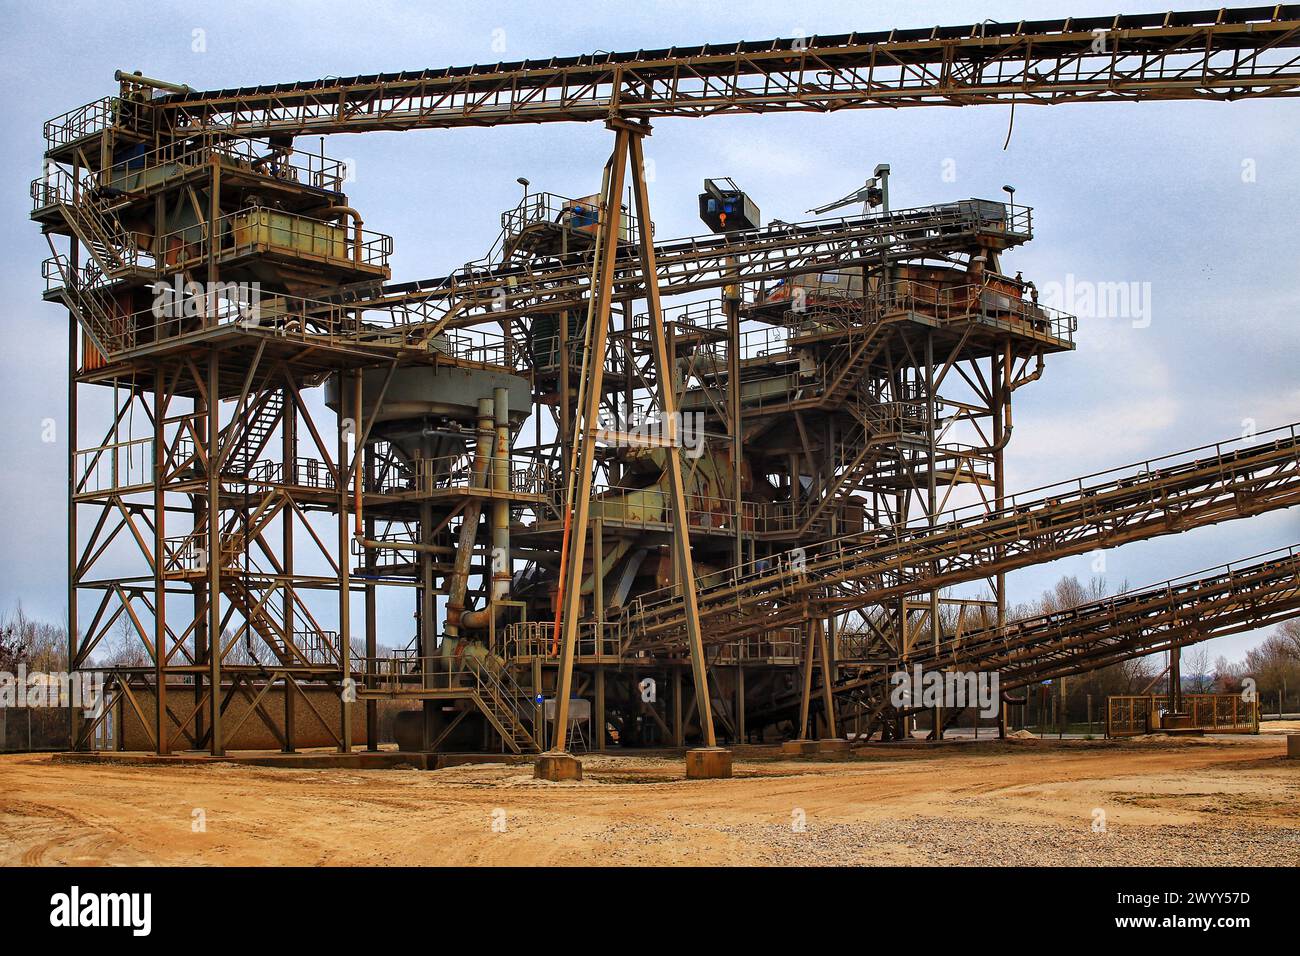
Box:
[685,747,733,779]
[533,751,583,781]
[816,738,851,757]
[1287,734,1300,759]
[780,739,819,756]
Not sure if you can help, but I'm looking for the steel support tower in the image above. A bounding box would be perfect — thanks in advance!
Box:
[31,6,1300,759]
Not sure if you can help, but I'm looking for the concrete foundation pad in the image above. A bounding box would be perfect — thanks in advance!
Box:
[685,747,733,779]
[533,751,583,781]
[816,738,851,756]
[1288,734,1300,759]
[780,739,819,756]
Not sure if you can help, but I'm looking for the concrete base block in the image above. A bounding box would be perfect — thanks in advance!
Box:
[1287,734,1300,759]
[781,739,819,756]
[685,747,733,779]
[533,751,583,781]
[816,738,851,756]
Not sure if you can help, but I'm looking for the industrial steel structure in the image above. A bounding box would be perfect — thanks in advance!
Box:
[32,6,1300,772]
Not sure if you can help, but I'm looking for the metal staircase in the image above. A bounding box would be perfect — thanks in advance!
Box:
[795,397,925,533]
[463,656,540,754]
[221,574,295,665]
[221,391,285,476]
[357,647,541,754]
[43,255,131,356]
[814,320,890,409]
[159,489,342,669]
[35,167,155,357]
[218,500,340,670]
[45,176,146,279]
[221,568,340,669]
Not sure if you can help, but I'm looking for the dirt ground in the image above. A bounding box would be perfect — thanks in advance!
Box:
[3,729,1298,866]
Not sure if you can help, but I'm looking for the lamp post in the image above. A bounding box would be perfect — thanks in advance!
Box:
[516,177,531,218]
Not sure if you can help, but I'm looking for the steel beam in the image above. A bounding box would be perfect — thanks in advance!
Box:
[124,9,1300,139]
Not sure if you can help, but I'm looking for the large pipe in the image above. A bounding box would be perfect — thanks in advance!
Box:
[353,371,363,537]
[114,70,194,94]
[462,387,512,632]
[327,206,365,264]
[356,538,457,556]
[1010,353,1046,391]
[443,398,494,639]
[491,385,511,604]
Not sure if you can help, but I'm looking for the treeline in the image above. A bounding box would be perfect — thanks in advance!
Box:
[1003,576,1300,722]
[1,606,407,672]
[0,606,69,672]
[1212,621,1300,715]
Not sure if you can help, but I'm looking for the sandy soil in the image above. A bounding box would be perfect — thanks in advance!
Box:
[2,734,1298,866]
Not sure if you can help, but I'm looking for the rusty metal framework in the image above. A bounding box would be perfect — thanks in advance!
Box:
[32,6,1300,760]
[758,545,1300,737]
[622,424,1300,651]
[60,6,1300,141]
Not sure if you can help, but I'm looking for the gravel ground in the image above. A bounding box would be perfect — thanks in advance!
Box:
[2,734,1297,866]
[731,818,1300,866]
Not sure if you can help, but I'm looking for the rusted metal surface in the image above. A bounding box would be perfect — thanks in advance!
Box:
[35,9,1300,756]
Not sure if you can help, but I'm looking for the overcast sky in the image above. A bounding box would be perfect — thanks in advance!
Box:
[1,1,1297,666]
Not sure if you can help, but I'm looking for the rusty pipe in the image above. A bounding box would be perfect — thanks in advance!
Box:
[1009,353,1045,392]
[114,70,193,94]
[353,371,363,538]
[328,206,365,264]
[967,422,1014,456]
[356,538,455,556]
[491,385,511,604]
[462,388,513,633]
[444,398,494,639]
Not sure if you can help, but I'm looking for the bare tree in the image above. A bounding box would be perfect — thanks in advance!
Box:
[1213,655,1245,694]
[1243,634,1300,713]
[1183,644,1212,694]
[99,613,150,668]
[0,624,28,673]
[0,605,68,672]
[1278,619,1300,662]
